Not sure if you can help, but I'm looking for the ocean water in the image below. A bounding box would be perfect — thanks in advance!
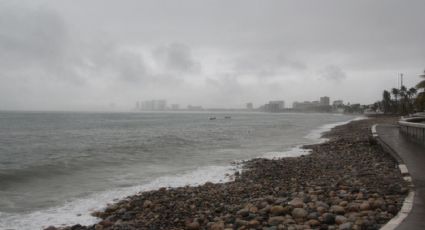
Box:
[0,111,358,229]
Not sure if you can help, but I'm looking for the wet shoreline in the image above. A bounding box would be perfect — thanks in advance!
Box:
[48,116,408,230]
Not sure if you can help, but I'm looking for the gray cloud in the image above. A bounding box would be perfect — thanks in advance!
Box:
[232,52,307,78]
[153,43,201,74]
[319,65,347,82]
[0,4,84,84]
[1,0,425,110]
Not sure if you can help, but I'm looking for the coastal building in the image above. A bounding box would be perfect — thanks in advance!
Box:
[171,104,180,110]
[246,102,253,110]
[264,100,285,112]
[293,101,311,110]
[332,100,344,107]
[139,100,167,111]
[293,101,319,110]
[320,96,330,106]
[293,97,332,112]
[187,105,204,111]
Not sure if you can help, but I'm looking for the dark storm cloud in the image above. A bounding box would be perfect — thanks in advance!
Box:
[1,0,425,110]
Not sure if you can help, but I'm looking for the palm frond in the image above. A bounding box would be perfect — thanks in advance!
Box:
[416,80,425,89]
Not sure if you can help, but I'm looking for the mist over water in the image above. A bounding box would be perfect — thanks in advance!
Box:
[0,111,356,229]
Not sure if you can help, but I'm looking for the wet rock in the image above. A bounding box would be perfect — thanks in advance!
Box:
[330,205,345,215]
[371,199,385,209]
[270,205,288,216]
[307,219,321,227]
[268,216,286,225]
[235,218,249,227]
[387,204,398,215]
[317,206,327,214]
[186,220,200,230]
[359,201,370,211]
[248,219,260,227]
[289,198,305,208]
[335,215,347,224]
[346,203,360,212]
[291,208,308,219]
[322,213,336,225]
[237,208,249,217]
[307,212,320,220]
[210,221,224,230]
[388,183,403,195]
[316,201,330,209]
[143,200,153,209]
[98,220,114,228]
[338,222,352,230]
[44,227,58,230]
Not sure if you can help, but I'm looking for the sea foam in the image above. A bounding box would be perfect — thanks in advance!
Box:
[0,165,237,230]
[262,116,367,159]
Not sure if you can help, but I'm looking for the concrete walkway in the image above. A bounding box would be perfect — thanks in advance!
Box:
[376,124,425,230]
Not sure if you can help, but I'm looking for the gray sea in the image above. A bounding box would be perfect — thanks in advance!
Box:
[0,111,358,229]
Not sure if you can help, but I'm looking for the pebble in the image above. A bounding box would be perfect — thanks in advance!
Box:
[292,208,308,219]
[339,222,353,230]
[330,205,345,214]
[270,205,288,216]
[186,221,200,230]
[268,216,286,225]
[335,215,348,224]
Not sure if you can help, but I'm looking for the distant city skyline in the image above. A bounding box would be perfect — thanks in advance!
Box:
[133,95,349,112]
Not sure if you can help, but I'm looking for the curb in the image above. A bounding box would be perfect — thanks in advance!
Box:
[371,124,415,230]
[371,124,404,164]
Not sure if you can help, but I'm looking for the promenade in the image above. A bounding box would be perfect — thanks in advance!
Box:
[376,124,425,230]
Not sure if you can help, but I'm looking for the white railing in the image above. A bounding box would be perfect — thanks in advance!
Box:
[399,116,425,144]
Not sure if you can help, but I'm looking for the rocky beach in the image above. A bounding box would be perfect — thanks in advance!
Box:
[48,116,408,230]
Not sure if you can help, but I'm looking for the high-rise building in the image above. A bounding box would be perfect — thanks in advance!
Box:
[320,96,330,106]
[293,101,314,110]
[139,100,167,111]
[270,100,285,109]
[265,100,285,112]
[332,100,344,107]
[153,100,166,110]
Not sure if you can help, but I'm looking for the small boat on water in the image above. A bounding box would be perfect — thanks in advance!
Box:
[224,116,231,119]
[209,117,216,120]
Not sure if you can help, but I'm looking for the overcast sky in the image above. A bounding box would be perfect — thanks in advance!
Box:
[0,0,424,111]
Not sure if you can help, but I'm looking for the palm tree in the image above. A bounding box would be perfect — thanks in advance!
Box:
[391,88,400,113]
[416,70,425,111]
[407,87,417,113]
[382,90,392,113]
[391,88,400,101]
[408,87,417,97]
[399,86,409,114]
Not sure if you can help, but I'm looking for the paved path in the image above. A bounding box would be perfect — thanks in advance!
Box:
[376,124,425,230]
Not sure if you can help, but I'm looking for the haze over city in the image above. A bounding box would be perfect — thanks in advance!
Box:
[1,0,424,111]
